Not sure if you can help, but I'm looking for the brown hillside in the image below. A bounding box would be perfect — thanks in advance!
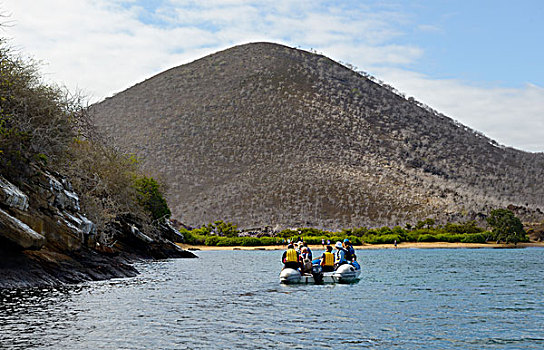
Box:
[90,42,544,229]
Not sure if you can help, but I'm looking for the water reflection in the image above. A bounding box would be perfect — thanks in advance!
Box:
[0,286,83,349]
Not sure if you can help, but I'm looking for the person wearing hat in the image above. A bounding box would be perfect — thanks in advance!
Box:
[282,243,301,270]
[343,238,356,262]
[334,241,348,269]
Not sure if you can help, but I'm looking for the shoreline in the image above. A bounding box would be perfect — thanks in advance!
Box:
[176,241,544,251]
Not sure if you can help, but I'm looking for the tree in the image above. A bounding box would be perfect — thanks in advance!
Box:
[133,176,171,221]
[415,218,435,229]
[206,220,238,237]
[486,209,526,245]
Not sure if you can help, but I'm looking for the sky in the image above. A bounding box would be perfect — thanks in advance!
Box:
[1,0,543,152]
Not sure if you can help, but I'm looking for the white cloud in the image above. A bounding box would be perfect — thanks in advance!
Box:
[1,0,542,152]
[375,68,544,152]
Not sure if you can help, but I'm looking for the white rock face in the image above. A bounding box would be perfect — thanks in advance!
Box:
[45,173,80,212]
[131,225,154,244]
[0,176,29,211]
[63,212,97,237]
[0,208,46,250]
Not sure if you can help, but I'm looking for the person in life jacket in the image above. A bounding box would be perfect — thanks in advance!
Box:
[320,245,335,272]
[282,243,301,270]
[343,238,356,261]
[334,241,348,269]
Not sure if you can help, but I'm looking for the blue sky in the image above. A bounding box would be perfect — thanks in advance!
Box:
[2,0,543,151]
[401,0,543,87]
[122,0,544,87]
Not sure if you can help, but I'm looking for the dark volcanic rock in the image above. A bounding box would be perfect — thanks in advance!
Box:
[103,213,196,260]
[90,42,544,229]
[0,245,138,289]
[0,167,196,289]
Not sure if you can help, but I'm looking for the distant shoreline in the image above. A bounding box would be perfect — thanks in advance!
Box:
[177,241,544,251]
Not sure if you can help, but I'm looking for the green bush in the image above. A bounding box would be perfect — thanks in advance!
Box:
[204,220,238,237]
[417,234,438,242]
[435,233,464,243]
[182,230,205,245]
[204,236,220,246]
[259,237,280,245]
[461,233,487,243]
[392,226,407,235]
[377,226,393,235]
[239,237,261,246]
[300,236,325,245]
[181,221,507,246]
[277,229,298,238]
[133,175,171,221]
[444,221,484,234]
[374,234,400,244]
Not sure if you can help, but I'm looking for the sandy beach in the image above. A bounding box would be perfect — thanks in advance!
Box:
[177,241,544,251]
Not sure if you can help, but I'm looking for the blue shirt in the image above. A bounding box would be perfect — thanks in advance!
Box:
[335,249,346,264]
[305,246,313,260]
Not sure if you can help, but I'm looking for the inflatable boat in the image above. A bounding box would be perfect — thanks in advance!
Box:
[279,262,361,284]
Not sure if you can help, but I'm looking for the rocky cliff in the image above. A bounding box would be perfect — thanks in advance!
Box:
[0,165,196,289]
[90,42,544,229]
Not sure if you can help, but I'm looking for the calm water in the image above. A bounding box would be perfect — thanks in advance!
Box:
[1,248,543,349]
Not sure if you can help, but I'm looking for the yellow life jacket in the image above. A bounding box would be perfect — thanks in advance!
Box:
[285,249,298,263]
[322,252,334,266]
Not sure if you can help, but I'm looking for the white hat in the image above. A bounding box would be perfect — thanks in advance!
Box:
[335,241,343,249]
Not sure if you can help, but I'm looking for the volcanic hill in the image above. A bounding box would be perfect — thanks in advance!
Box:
[90,42,544,230]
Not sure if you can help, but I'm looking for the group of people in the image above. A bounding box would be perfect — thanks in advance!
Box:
[281,239,357,274]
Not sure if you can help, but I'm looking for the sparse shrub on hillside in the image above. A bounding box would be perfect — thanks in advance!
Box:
[91,43,544,229]
[66,139,145,230]
[0,41,81,178]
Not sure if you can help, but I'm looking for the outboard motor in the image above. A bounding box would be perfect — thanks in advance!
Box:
[311,264,324,284]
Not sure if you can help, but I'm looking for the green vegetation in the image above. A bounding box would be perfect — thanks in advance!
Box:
[180,211,529,247]
[487,209,527,245]
[0,39,171,241]
[134,175,171,221]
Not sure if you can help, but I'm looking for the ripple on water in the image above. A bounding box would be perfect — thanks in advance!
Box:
[1,248,543,349]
